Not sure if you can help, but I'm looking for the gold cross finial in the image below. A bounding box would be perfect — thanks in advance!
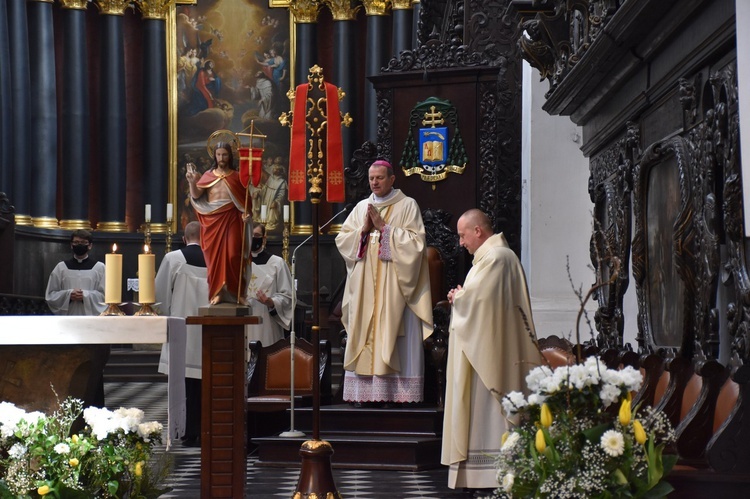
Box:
[422,106,444,127]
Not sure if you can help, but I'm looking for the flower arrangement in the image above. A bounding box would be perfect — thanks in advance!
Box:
[0,397,171,498]
[496,357,677,498]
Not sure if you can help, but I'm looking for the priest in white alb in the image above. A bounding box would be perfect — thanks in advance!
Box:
[156,221,209,447]
[244,223,294,346]
[441,209,542,492]
[335,160,433,406]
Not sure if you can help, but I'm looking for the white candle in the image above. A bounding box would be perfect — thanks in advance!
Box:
[138,244,155,303]
[261,205,267,221]
[104,244,122,304]
[283,205,289,223]
[166,203,173,222]
[145,204,151,223]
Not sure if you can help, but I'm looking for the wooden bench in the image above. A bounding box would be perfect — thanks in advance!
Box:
[246,337,331,445]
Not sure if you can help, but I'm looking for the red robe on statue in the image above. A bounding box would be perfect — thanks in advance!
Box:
[190,169,248,303]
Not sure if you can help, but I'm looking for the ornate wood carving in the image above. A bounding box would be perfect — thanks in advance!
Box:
[632,135,696,356]
[346,141,378,205]
[588,129,635,349]
[422,208,461,291]
[376,88,393,161]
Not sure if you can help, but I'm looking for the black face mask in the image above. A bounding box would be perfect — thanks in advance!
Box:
[72,244,89,256]
[251,237,264,252]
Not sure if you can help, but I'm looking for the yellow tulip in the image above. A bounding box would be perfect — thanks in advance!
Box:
[619,398,631,426]
[37,485,51,496]
[540,403,553,427]
[135,461,143,477]
[69,458,79,467]
[633,420,647,445]
[71,434,79,444]
[535,429,546,453]
[501,431,509,446]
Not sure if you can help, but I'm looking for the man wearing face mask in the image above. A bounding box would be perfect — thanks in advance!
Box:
[46,229,107,315]
[244,223,294,346]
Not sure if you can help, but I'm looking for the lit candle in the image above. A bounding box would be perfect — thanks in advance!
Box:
[145,204,151,223]
[261,205,267,221]
[138,244,156,303]
[104,244,122,304]
[166,203,173,222]
[283,205,289,223]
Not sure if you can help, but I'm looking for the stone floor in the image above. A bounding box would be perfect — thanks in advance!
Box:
[105,382,484,498]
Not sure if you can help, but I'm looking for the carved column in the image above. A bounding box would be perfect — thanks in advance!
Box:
[0,2,11,193]
[27,0,58,228]
[288,0,321,234]
[391,0,413,56]
[411,0,420,38]
[324,0,360,222]
[94,0,130,232]
[60,0,92,230]
[6,0,32,225]
[137,0,172,232]
[362,0,390,143]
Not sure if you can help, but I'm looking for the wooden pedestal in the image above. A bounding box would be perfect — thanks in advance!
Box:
[187,315,259,499]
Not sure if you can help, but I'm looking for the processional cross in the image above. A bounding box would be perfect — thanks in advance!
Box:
[281,64,352,498]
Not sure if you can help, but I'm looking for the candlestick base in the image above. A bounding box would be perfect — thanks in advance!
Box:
[100,303,126,316]
[134,302,158,316]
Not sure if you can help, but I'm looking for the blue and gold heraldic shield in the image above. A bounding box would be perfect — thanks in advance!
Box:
[419,127,448,171]
[399,96,467,188]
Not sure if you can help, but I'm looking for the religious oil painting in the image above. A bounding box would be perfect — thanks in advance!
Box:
[645,155,684,348]
[175,0,291,237]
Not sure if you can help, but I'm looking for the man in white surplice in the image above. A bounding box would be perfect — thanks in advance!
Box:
[156,221,209,447]
[45,229,106,316]
[244,223,293,347]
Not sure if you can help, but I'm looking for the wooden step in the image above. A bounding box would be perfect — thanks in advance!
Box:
[252,433,443,471]
[103,348,165,383]
[296,404,443,436]
[251,403,445,470]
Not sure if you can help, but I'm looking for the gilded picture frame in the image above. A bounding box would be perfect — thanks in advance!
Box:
[168,0,293,238]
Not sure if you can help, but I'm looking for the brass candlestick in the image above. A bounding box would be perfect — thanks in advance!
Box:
[100,303,125,316]
[165,221,173,253]
[134,302,158,316]
[142,222,152,249]
[282,219,290,266]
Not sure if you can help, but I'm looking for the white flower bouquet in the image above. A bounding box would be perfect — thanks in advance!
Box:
[496,357,676,498]
[0,397,170,498]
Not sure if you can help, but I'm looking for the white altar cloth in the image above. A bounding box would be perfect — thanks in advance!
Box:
[0,316,186,448]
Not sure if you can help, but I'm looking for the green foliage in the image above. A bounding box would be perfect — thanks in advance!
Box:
[495,358,676,498]
[0,398,172,499]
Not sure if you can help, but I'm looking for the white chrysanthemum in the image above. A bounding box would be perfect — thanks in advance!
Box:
[502,472,515,493]
[525,366,552,392]
[619,366,643,391]
[114,407,145,433]
[0,402,27,439]
[8,443,27,458]
[84,407,119,440]
[137,421,163,441]
[600,430,625,457]
[599,384,622,407]
[502,391,528,415]
[54,443,71,454]
[501,432,521,452]
[527,393,547,406]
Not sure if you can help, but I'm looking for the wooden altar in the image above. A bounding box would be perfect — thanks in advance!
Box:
[0,316,186,443]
